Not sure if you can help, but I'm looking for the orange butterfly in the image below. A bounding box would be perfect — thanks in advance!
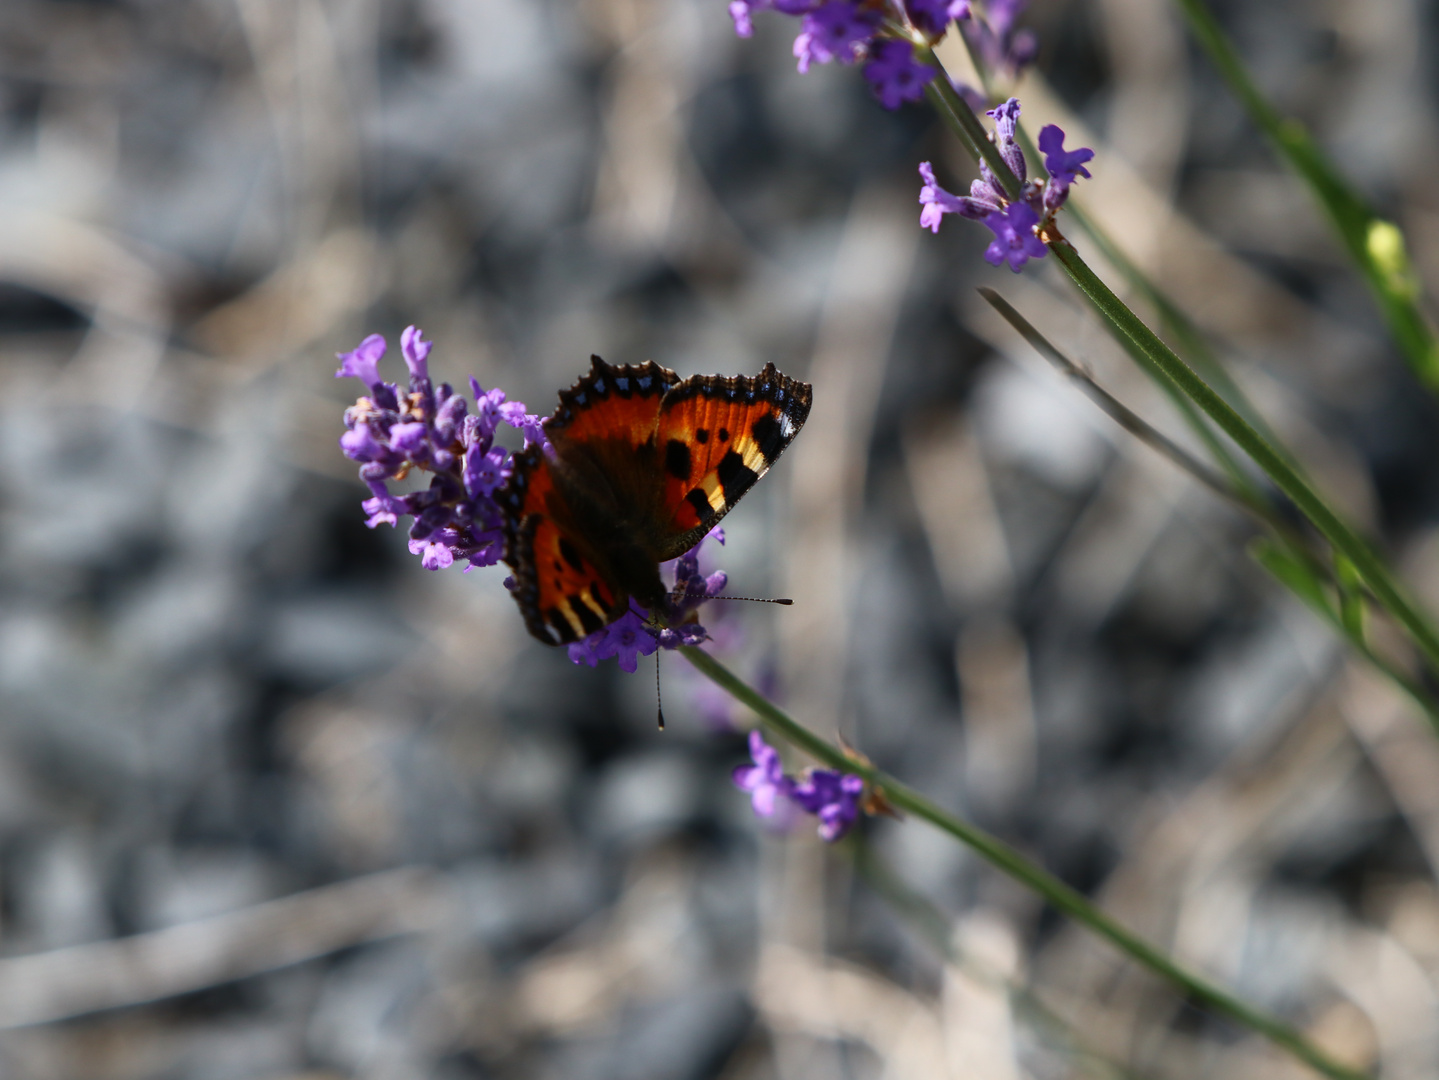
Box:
[498,357,812,645]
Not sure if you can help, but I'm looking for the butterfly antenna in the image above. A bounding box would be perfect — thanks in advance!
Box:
[706,596,794,605]
[655,648,666,731]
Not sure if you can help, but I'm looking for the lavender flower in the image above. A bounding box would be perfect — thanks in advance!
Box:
[731,730,868,842]
[793,1,878,72]
[728,0,957,110]
[733,730,793,817]
[862,39,936,110]
[1038,123,1094,186]
[987,98,1026,183]
[598,608,661,673]
[336,327,544,571]
[919,162,991,233]
[915,99,1093,272]
[791,767,866,841]
[904,0,971,38]
[983,202,1047,271]
[564,526,729,672]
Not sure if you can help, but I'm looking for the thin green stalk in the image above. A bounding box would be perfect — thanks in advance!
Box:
[1061,199,1282,454]
[1251,538,1439,732]
[1171,0,1439,389]
[921,43,1439,711]
[980,287,1295,544]
[915,38,1439,704]
[1048,238,1439,678]
[682,646,1371,1080]
[984,284,1439,733]
[923,46,1274,504]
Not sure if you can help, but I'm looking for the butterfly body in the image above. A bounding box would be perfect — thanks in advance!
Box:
[499,356,812,645]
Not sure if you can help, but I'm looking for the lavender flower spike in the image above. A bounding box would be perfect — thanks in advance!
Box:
[731,729,868,841]
[790,768,866,841]
[793,1,879,73]
[862,39,936,110]
[337,326,527,571]
[986,98,1027,184]
[732,730,793,817]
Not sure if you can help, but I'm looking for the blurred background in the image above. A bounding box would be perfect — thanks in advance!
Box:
[1,0,1438,1076]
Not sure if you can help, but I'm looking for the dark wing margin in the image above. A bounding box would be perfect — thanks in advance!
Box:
[544,355,680,448]
[652,362,812,560]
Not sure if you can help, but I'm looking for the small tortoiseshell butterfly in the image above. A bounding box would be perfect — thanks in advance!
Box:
[498,356,812,645]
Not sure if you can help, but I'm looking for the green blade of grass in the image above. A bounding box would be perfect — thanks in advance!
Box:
[981,285,1439,732]
[681,646,1373,1080]
[1171,0,1439,389]
[913,37,1439,706]
[1048,236,1439,682]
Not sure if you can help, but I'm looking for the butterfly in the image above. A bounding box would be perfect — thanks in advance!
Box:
[498,356,812,645]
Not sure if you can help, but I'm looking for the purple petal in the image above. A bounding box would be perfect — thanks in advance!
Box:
[335,334,387,389]
[400,325,432,382]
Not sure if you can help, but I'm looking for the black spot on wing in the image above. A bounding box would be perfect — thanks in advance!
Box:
[718,428,729,443]
[751,413,784,463]
[558,537,585,573]
[665,439,692,481]
[716,450,759,501]
[686,488,716,523]
[696,428,709,444]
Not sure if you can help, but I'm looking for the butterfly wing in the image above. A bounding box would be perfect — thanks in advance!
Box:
[500,356,679,644]
[500,452,624,644]
[649,362,812,560]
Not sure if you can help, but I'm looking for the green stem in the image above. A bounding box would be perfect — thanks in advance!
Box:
[1170,0,1439,389]
[984,285,1439,733]
[1048,238,1439,678]
[681,647,1372,1080]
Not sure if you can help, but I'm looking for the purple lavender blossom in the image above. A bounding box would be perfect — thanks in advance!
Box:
[982,202,1047,271]
[915,99,1093,270]
[731,732,868,842]
[918,161,993,233]
[729,0,758,36]
[904,0,971,37]
[790,768,866,841]
[335,335,390,399]
[986,98,1026,183]
[793,1,879,73]
[733,730,793,816]
[862,39,936,110]
[337,327,543,571]
[597,608,661,673]
[400,324,431,380]
[1038,124,1094,186]
[564,527,728,673]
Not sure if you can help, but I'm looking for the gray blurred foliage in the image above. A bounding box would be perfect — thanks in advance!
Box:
[0,0,1438,1077]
